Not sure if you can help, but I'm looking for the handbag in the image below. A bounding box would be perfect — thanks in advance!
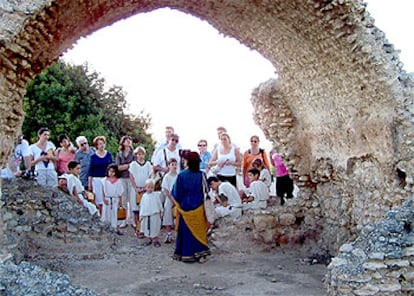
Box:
[86,191,95,202]
[202,173,216,224]
[117,205,126,220]
[136,191,144,204]
[154,172,163,191]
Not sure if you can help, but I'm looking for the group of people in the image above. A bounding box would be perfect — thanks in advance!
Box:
[197,128,294,219]
[1,125,294,264]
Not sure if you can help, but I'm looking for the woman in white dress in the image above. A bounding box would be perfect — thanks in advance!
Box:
[208,133,241,188]
[29,127,58,186]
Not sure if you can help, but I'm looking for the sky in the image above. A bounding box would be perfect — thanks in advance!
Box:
[62,1,414,153]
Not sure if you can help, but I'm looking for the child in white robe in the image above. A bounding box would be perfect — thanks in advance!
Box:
[140,178,163,247]
[129,146,152,238]
[101,164,124,235]
[67,160,98,216]
[161,158,178,243]
[252,158,272,189]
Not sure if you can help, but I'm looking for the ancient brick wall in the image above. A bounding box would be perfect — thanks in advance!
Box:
[1,0,414,293]
[252,72,414,252]
[325,199,414,295]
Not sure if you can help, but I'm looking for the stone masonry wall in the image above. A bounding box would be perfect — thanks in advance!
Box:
[325,197,414,295]
[251,72,414,252]
[1,0,414,294]
[1,179,115,264]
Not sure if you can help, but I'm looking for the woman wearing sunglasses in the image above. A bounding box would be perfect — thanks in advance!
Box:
[241,135,271,188]
[197,139,211,173]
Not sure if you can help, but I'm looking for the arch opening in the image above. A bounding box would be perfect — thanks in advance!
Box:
[62,8,277,152]
[1,0,413,261]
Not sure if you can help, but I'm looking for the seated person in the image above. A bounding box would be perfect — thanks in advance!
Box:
[1,164,15,180]
[57,174,69,194]
[66,160,98,216]
[207,176,242,220]
[218,193,229,208]
[1,135,32,180]
[252,158,272,189]
[240,168,269,210]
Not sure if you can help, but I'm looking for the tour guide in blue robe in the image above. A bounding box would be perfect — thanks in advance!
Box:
[171,151,211,263]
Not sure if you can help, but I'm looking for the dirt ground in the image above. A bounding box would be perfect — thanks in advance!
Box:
[60,227,327,296]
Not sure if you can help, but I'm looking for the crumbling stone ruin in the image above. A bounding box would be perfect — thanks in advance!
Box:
[1,0,414,294]
[1,179,115,264]
[0,179,112,295]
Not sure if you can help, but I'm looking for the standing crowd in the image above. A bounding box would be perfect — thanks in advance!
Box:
[1,125,295,264]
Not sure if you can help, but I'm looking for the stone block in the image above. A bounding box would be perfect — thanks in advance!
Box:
[279,213,296,226]
[363,261,387,270]
[253,215,276,230]
[354,284,380,296]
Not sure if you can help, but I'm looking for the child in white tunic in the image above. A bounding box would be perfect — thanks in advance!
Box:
[101,164,124,235]
[252,158,272,190]
[242,168,270,210]
[129,146,152,237]
[67,160,98,216]
[140,179,163,247]
[161,158,178,243]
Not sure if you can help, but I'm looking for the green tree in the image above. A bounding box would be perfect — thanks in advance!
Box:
[23,61,155,157]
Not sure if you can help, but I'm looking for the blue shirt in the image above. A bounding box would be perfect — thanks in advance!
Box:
[88,152,113,178]
[199,151,212,170]
[75,147,95,187]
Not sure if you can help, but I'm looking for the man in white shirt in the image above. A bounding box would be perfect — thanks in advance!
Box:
[14,135,31,173]
[207,176,242,220]
[1,135,31,180]
[152,133,182,177]
[151,126,182,163]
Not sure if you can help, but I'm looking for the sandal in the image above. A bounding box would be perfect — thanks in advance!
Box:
[154,241,161,248]
[135,231,143,238]
[164,234,173,244]
[143,240,152,246]
[198,257,208,264]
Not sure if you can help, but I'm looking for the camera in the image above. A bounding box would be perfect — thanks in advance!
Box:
[21,169,37,180]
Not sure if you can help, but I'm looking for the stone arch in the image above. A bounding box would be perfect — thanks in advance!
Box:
[1,0,414,253]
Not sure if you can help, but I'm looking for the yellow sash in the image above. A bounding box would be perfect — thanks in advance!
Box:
[174,201,208,247]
